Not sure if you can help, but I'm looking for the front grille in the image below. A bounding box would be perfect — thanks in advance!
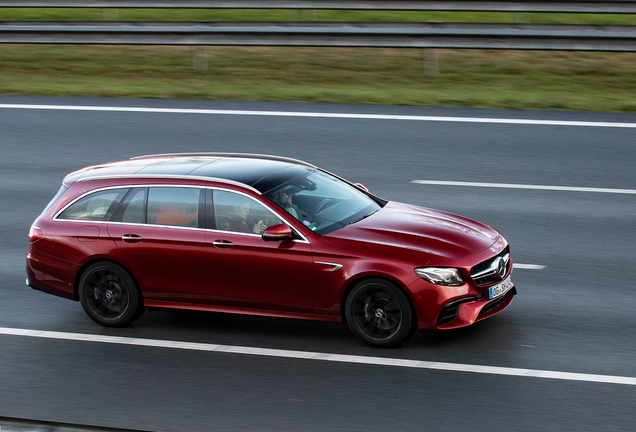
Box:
[470,247,510,286]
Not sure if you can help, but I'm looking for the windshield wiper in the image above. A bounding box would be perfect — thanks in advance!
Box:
[347,210,378,225]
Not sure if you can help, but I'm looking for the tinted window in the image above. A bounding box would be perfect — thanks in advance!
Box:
[265,169,382,235]
[147,187,201,227]
[113,187,146,224]
[58,189,127,221]
[213,190,282,234]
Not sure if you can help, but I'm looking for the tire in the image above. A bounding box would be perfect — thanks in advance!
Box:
[131,301,146,322]
[345,278,414,348]
[78,261,141,327]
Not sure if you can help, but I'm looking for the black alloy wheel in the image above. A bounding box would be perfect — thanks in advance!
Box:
[345,279,414,348]
[79,261,142,327]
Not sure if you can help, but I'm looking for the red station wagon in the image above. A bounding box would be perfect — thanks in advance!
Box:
[27,153,516,347]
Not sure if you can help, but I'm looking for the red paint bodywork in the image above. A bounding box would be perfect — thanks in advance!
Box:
[27,156,515,331]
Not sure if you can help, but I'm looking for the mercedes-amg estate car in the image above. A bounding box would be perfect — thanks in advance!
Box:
[27,153,516,347]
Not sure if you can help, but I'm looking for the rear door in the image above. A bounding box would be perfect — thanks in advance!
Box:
[107,186,209,304]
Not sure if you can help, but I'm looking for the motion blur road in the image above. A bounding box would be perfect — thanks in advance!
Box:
[1,96,635,432]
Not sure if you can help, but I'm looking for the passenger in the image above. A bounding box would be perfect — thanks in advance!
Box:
[218,197,268,234]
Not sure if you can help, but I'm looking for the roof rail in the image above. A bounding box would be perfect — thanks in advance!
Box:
[130,152,315,168]
[75,174,261,194]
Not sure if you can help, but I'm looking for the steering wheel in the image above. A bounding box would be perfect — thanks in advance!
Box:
[313,199,332,216]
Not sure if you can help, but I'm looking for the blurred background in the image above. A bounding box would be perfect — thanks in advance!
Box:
[0,1,635,111]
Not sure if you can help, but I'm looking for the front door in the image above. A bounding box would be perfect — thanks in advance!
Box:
[206,189,313,313]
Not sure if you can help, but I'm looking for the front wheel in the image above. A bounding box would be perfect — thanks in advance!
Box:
[345,279,414,348]
[79,261,141,327]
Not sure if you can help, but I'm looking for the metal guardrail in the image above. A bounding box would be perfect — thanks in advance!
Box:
[1,2,636,51]
[0,1,636,14]
[2,21,636,51]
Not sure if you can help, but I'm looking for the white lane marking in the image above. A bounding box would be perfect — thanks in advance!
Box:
[411,180,636,195]
[1,104,636,128]
[1,327,634,386]
[514,264,546,270]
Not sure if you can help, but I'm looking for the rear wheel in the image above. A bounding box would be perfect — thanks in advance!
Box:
[79,262,141,327]
[345,279,414,348]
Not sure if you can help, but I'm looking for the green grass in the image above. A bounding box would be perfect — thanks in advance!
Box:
[1,45,635,112]
[2,8,636,24]
[1,9,635,111]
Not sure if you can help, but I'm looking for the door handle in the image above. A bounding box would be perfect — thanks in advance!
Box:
[122,235,142,243]
[212,240,234,248]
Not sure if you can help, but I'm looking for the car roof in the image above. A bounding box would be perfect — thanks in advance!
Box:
[64,153,316,194]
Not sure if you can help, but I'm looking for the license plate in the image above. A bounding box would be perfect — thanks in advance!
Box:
[488,276,513,300]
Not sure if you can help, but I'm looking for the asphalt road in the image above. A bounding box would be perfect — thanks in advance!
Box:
[1,96,635,432]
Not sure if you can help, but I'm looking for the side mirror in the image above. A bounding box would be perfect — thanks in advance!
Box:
[354,183,369,192]
[262,223,293,241]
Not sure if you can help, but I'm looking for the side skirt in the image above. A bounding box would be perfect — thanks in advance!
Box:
[144,300,343,323]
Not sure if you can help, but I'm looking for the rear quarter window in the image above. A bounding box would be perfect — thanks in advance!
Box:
[57,189,128,221]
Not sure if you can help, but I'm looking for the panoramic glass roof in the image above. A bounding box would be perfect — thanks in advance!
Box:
[133,156,312,193]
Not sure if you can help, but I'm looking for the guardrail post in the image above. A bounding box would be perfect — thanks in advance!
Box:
[103,8,118,21]
[192,46,208,72]
[423,49,439,77]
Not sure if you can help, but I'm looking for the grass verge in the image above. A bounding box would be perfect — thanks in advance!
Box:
[1,45,635,112]
[2,9,636,24]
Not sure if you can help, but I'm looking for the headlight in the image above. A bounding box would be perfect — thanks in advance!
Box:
[415,267,464,286]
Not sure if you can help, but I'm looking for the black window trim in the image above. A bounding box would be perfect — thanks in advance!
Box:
[205,188,216,230]
[197,188,206,229]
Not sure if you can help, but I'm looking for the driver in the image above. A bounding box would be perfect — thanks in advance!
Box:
[268,185,306,222]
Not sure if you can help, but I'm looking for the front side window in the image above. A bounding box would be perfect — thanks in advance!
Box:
[213,190,283,234]
[57,189,127,221]
[147,187,202,227]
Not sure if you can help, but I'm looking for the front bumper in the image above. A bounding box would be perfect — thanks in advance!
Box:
[435,286,517,329]
[409,272,517,330]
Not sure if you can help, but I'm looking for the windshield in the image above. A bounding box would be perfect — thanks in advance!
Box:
[264,169,383,235]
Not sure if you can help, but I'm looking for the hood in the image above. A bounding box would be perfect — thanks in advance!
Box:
[323,201,500,262]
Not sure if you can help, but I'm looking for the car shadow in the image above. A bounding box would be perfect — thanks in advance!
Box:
[132,307,517,354]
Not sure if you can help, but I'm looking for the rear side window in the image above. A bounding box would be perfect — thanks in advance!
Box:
[57,189,127,221]
[113,187,147,224]
[147,187,202,228]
